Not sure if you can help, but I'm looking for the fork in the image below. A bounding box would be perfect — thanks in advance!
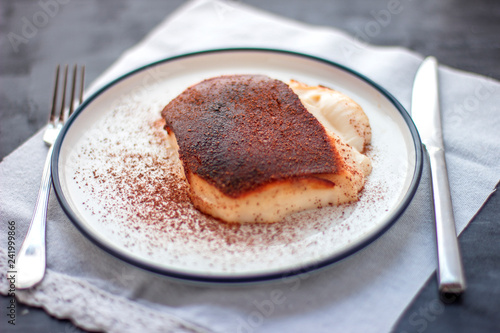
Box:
[15,64,84,289]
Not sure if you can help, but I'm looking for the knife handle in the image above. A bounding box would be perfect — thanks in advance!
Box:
[426,145,466,295]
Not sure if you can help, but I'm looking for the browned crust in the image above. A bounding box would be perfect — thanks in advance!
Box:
[161,74,342,198]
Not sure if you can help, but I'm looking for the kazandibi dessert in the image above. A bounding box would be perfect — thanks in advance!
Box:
[161,74,372,223]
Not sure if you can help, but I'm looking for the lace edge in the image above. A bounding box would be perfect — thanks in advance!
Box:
[0,248,213,333]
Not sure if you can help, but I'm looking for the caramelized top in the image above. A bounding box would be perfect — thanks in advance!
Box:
[161,75,341,197]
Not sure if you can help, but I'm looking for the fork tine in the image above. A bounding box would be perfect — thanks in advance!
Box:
[58,65,69,123]
[79,65,85,105]
[69,64,78,116]
[49,65,60,123]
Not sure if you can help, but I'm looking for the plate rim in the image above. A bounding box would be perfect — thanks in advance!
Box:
[52,47,423,283]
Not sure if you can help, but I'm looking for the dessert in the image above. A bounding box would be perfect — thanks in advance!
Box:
[161,74,371,223]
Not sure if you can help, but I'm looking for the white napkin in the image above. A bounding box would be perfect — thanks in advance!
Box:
[1,0,499,332]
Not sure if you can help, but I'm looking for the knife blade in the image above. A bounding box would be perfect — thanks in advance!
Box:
[411,56,466,297]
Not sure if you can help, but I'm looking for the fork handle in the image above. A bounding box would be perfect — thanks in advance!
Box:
[15,144,54,289]
[427,146,466,295]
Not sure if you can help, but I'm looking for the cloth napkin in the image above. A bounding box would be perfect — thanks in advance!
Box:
[1,0,499,332]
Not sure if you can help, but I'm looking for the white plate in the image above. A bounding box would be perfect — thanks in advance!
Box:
[52,49,422,283]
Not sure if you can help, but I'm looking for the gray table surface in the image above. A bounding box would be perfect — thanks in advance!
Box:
[1,0,499,332]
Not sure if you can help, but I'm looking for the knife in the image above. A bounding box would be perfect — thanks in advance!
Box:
[411,56,466,297]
